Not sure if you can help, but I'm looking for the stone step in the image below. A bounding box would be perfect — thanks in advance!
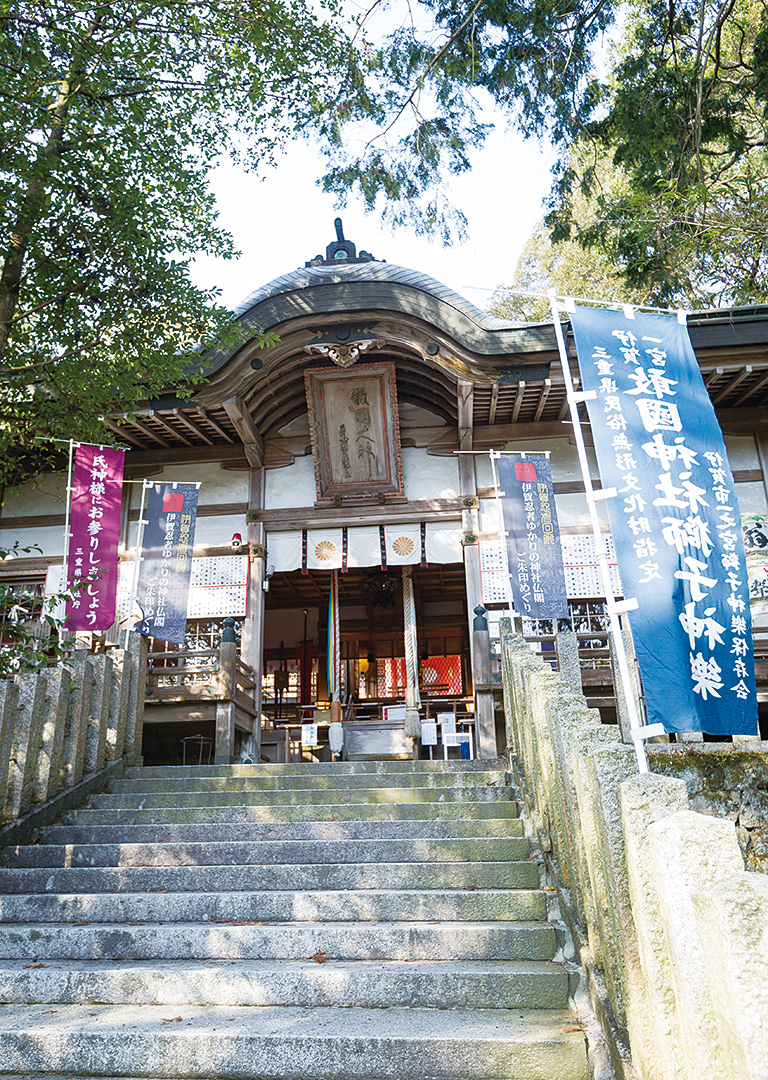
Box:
[39,816,523,846]
[0,957,569,1009]
[0,887,548,924]
[4,836,529,869]
[109,771,507,793]
[0,859,540,894]
[0,920,556,961]
[59,800,518,825]
[86,786,510,809]
[126,760,501,779]
[0,1003,588,1080]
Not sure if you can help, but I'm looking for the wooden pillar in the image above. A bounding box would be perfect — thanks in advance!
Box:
[755,431,768,513]
[329,569,341,724]
[242,467,265,762]
[402,566,420,741]
[458,378,497,758]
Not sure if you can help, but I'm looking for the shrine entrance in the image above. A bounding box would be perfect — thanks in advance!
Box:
[260,562,475,761]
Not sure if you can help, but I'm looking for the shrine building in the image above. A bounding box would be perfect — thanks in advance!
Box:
[1,222,766,763]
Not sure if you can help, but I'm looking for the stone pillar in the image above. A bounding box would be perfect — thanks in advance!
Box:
[608,627,643,743]
[124,631,147,763]
[83,654,113,774]
[4,672,47,821]
[34,667,71,803]
[555,628,582,696]
[471,604,496,759]
[693,872,768,1077]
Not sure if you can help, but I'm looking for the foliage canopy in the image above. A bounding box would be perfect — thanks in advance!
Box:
[0,0,345,485]
[327,0,768,307]
[3,0,768,487]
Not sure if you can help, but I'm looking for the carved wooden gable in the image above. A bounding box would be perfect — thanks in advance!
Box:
[304,363,404,502]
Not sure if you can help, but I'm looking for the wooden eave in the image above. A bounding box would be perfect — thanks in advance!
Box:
[103,296,768,466]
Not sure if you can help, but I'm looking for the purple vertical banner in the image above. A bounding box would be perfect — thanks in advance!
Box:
[134,485,198,644]
[498,454,569,619]
[569,305,757,737]
[66,446,125,631]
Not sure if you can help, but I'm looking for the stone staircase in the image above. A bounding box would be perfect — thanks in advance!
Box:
[0,759,588,1079]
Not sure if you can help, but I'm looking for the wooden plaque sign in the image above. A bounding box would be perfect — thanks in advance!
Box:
[305,363,404,501]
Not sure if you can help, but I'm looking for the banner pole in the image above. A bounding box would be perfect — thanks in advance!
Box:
[124,480,152,650]
[59,440,77,644]
[489,450,516,618]
[549,291,649,773]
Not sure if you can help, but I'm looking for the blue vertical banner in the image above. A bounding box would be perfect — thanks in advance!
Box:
[569,306,757,736]
[135,484,199,645]
[498,454,569,619]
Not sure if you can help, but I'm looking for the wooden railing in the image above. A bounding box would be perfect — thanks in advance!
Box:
[144,619,256,762]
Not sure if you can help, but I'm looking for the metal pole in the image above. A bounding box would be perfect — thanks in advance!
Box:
[60,440,77,643]
[123,480,152,650]
[549,292,649,773]
[489,449,517,619]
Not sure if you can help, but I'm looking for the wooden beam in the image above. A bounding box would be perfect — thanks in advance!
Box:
[252,498,466,532]
[123,444,249,475]
[533,378,552,422]
[0,502,248,531]
[733,369,768,408]
[557,375,576,421]
[172,409,214,445]
[457,380,473,451]
[128,416,171,448]
[712,366,752,406]
[457,379,475,500]
[511,381,525,423]
[196,407,235,444]
[150,412,193,447]
[488,382,499,426]
[104,419,144,448]
[0,546,246,579]
[223,396,264,468]
[128,502,247,522]
[704,367,723,388]
[474,420,570,445]
[716,407,768,433]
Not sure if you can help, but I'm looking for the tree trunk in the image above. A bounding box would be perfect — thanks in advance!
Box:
[0,21,98,364]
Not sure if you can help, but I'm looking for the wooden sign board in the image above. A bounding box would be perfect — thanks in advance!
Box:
[305,363,404,501]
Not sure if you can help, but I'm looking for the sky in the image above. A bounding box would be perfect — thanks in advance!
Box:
[188,127,558,313]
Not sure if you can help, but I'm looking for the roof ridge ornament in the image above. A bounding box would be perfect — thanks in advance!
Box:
[305,218,379,267]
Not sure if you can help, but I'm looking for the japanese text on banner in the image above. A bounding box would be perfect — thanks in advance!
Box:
[497,454,569,620]
[66,445,125,631]
[570,306,757,736]
[134,485,198,645]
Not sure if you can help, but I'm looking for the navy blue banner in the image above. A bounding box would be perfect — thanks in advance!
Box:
[498,454,569,619]
[570,306,757,736]
[135,484,198,645]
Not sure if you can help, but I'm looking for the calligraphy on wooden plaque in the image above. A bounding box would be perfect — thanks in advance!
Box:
[305,363,404,501]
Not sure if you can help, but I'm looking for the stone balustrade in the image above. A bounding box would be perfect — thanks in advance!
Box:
[0,634,146,841]
[500,617,768,1080]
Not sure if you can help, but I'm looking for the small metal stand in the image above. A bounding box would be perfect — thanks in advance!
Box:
[181,734,214,766]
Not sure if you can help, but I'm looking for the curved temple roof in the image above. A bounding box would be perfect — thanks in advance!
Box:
[202,258,557,380]
[115,227,768,465]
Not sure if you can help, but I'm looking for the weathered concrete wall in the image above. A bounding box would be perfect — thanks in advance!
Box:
[0,634,145,828]
[500,618,768,1080]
